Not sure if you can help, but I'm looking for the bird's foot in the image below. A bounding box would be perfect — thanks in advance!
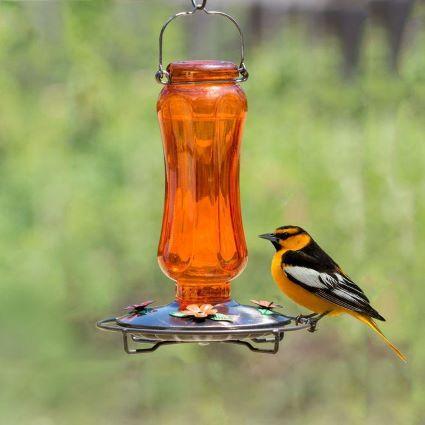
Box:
[306,311,330,333]
[307,318,319,333]
[293,313,318,326]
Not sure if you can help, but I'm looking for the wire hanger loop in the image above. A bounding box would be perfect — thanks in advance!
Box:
[155,0,248,84]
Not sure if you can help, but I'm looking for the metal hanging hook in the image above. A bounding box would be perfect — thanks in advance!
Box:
[155,0,248,84]
[191,0,207,10]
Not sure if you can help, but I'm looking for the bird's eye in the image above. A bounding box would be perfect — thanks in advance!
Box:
[279,233,288,239]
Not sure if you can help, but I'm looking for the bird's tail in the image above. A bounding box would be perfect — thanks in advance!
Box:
[353,312,407,362]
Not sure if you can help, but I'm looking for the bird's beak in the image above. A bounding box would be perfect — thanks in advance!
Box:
[258,233,279,243]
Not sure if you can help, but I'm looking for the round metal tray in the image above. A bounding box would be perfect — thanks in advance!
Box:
[97,300,313,354]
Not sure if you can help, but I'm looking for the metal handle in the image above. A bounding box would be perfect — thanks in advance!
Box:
[155,0,248,85]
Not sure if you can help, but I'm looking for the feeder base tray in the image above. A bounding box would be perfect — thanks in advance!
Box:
[97,300,313,354]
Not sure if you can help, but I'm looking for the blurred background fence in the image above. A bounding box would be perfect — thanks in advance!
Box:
[0,1,424,425]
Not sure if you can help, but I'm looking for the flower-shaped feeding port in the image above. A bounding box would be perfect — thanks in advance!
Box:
[250,300,282,316]
[170,304,236,322]
[124,301,155,318]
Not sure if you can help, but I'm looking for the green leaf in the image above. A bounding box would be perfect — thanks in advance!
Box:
[210,313,236,322]
[169,311,189,318]
[258,308,274,316]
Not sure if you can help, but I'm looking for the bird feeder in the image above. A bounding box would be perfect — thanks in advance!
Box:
[97,0,310,354]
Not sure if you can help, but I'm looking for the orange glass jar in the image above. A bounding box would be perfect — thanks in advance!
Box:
[157,60,248,307]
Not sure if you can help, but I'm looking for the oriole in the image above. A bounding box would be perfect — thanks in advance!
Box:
[260,225,406,362]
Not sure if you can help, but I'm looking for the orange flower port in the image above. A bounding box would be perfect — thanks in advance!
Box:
[179,304,218,319]
[250,300,283,310]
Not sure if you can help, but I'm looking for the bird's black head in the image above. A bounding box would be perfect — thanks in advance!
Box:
[259,225,310,251]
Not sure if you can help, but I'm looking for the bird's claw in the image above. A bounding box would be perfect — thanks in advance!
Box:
[307,319,319,333]
[294,315,308,326]
[293,313,317,326]
[291,311,329,331]
[306,311,330,332]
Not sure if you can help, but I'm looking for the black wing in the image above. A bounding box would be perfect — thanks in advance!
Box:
[282,247,385,321]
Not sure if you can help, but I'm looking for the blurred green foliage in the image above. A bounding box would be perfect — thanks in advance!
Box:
[0,2,424,425]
